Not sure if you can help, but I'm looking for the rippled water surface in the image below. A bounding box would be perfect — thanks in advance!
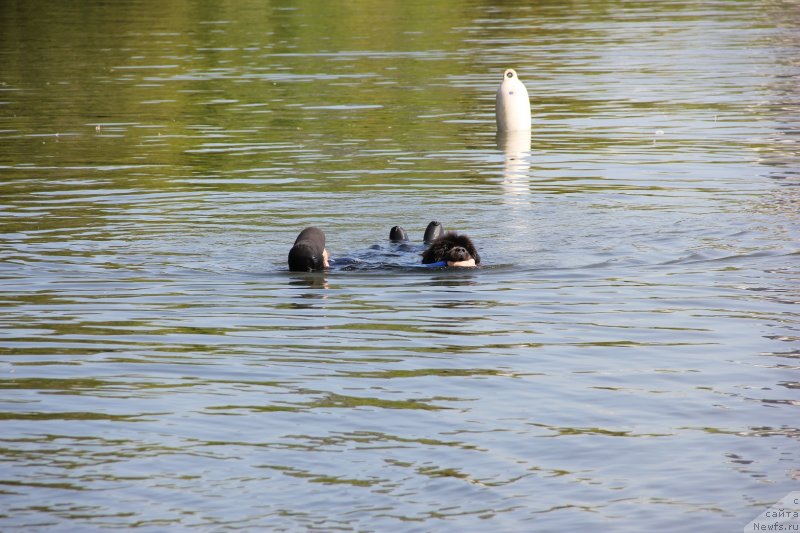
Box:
[1,0,799,531]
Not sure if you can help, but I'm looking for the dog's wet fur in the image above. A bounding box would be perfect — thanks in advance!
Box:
[421,232,480,265]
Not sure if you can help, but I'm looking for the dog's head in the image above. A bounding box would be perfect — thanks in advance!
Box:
[421,232,480,265]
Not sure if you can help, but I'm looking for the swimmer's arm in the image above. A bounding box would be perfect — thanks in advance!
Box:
[422,259,476,268]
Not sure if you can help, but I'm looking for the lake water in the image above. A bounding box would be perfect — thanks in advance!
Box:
[1,0,799,531]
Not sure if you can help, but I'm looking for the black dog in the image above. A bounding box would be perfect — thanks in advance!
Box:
[421,232,480,266]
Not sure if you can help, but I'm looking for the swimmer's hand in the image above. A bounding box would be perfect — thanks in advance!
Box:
[423,258,477,268]
[448,258,476,267]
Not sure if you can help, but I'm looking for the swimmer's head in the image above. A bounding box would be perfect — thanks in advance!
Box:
[288,227,329,272]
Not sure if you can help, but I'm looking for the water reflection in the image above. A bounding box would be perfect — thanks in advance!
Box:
[496,130,532,197]
[288,273,330,291]
[1,0,799,532]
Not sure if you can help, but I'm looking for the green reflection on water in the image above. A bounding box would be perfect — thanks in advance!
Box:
[259,464,379,487]
[1,0,485,175]
[340,367,516,379]
[0,412,150,421]
[207,392,448,413]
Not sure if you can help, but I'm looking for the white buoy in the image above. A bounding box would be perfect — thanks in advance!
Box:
[495,69,531,132]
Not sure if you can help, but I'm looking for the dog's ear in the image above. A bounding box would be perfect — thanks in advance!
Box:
[421,234,455,264]
[421,240,444,264]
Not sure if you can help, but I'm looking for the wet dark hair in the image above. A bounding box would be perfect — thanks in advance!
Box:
[288,227,326,272]
[421,232,480,265]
